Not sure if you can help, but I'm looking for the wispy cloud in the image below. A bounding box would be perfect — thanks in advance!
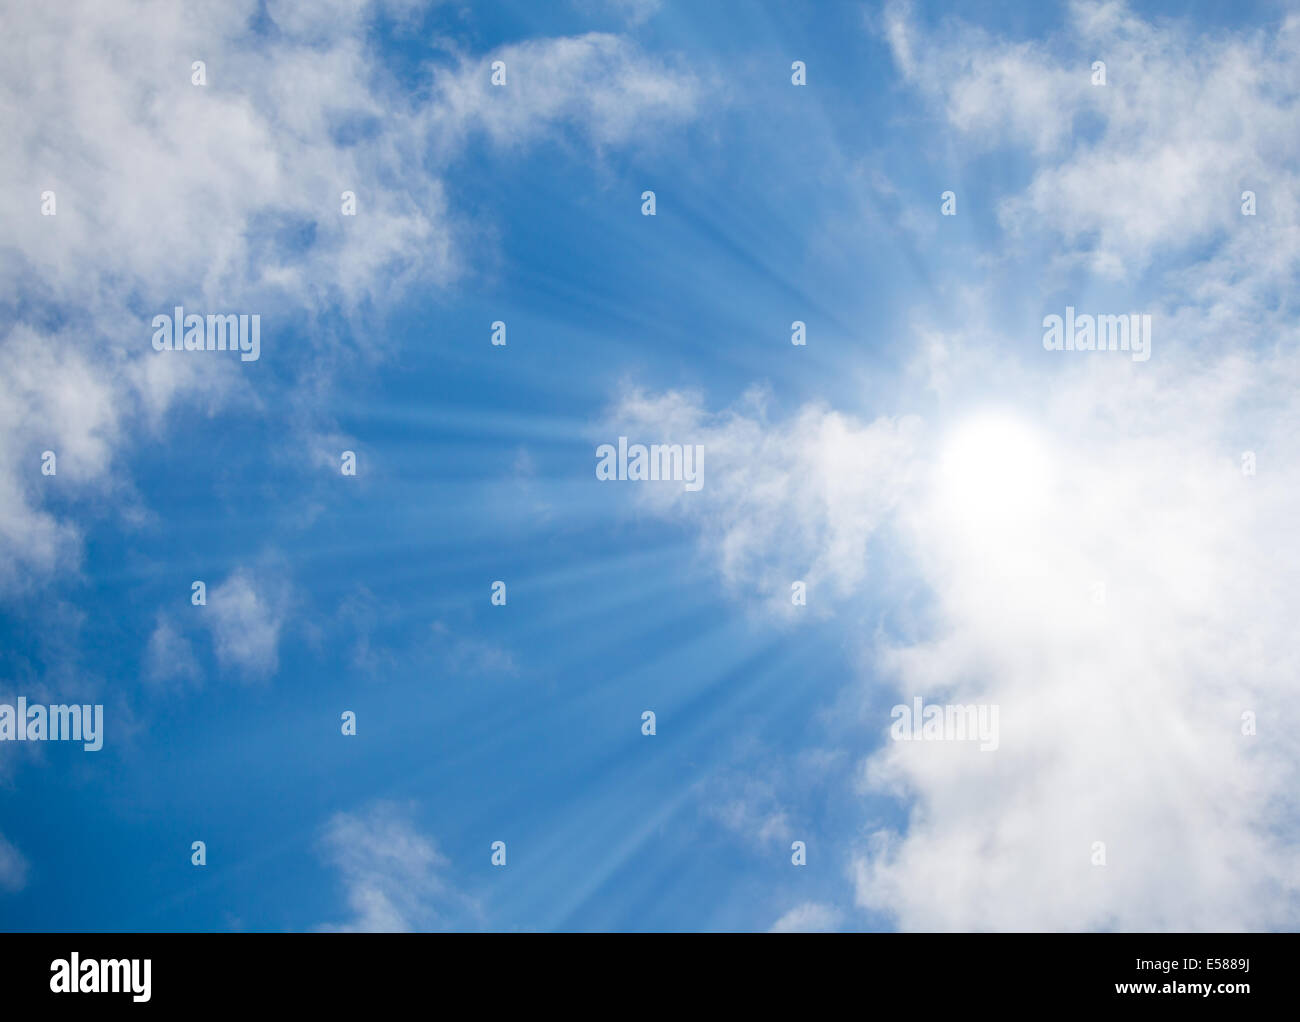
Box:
[606,385,918,609]
[143,613,203,689]
[317,801,472,932]
[769,902,842,933]
[430,31,700,152]
[0,1,707,592]
[882,0,1300,285]
[205,569,290,681]
[0,832,29,893]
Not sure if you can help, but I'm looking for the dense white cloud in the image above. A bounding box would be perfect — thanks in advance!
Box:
[853,5,1300,928]
[0,326,123,590]
[856,357,1300,930]
[614,353,1300,930]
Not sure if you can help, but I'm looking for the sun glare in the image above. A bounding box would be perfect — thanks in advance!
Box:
[937,411,1053,525]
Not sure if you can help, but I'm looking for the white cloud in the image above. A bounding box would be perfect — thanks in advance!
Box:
[830,0,1300,930]
[0,326,124,590]
[0,2,703,592]
[606,385,919,609]
[615,344,1300,929]
[205,569,288,680]
[588,0,1300,932]
[882,1,1300,286]
[143,613,203,688]
[854,351,1300,930]
[769,902,843,933]
[430,31,699,152]
[317,802,466,932]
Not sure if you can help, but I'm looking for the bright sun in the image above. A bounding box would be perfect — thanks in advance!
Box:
[936,411,1053,526]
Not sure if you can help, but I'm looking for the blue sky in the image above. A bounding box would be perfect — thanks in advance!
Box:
[2,0,1299,932]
